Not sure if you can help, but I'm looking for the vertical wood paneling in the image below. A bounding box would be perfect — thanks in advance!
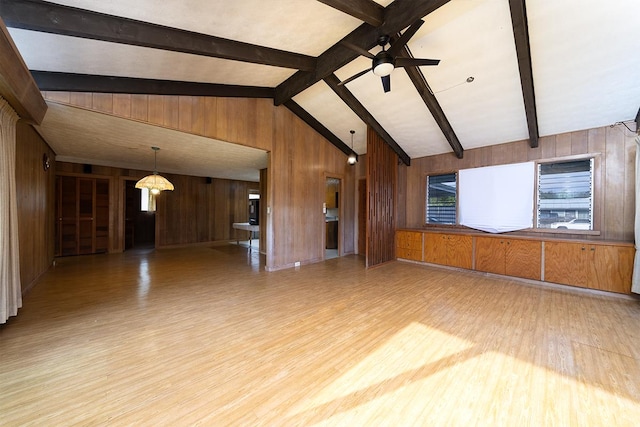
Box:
[604,126,625,241]
[147,95,164,126]
[112,94,131,118]
[42,92,355,269]
[571,130,588,155]
[92,93,113,113]
[178,96,193,132]
[555,132,572,157]
[191,97,206,135]
[131,94,149,122]
[404,126,635,242]
[366,127,397,267]
[162,96,180,129]
[15,122,56,293]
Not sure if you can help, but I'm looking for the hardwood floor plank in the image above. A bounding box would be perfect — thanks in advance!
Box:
[1,246,639,425]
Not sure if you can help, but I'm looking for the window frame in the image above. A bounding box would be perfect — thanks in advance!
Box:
[424,171,459,227]
[532,154,600,235]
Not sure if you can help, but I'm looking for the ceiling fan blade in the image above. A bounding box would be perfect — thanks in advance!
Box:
[387,19,425,57]
[395,57,440,67]
[338,68,371,86]
[341,41,375,59]
[381,75,391,93]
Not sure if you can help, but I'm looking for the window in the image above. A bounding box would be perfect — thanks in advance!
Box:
[140,187,156,212]
[537,158,594,230]
[425,173,457,225]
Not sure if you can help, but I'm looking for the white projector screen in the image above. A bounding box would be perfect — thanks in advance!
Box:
[458,161,535,233]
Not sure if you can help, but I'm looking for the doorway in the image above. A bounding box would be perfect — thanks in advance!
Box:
[325,177,340,259]
[124,180,156,250]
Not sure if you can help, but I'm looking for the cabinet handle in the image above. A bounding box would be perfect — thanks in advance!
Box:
[590,247,595,251]
[581,247,585,251]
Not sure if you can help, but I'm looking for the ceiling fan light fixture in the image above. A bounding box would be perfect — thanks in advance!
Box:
[372,54,394,77]
[135,146,174,194]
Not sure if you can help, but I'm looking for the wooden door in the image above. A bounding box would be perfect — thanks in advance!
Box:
[446,234,473,269]
[505,239,541,280]
[590,245,633,293]
[57,176,78,256]
[544,241,589,287]
[424,233,447,265]
[55,176,110,256]
[475,236,505,274]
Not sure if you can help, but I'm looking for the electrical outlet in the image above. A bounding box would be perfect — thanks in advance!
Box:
[294,261,301,267]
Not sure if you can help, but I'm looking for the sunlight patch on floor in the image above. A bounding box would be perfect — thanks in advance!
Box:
[287,322,473,417]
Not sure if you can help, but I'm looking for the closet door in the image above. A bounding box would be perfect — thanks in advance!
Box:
[55,176,109,256]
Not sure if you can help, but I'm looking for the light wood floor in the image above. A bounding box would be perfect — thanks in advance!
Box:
[2,245,640,426]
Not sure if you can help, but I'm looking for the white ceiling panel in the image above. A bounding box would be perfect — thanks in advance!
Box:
[9,29,295,86]
[413,0,529,149]
[337,55,452,159]
[527,0,640,136]
[45,0,362,56]
[293,81,367,154]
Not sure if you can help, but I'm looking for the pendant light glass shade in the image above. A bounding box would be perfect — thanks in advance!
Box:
[135,147,174,194]
[347,130,357,165]
[135,173,174,194]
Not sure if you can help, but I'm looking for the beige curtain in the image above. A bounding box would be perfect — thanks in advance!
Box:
[0,97,21,323]
[632,136,640,294]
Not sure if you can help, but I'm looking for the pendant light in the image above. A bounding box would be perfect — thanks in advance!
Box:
[347,130,357,165]
[135,146,174,195]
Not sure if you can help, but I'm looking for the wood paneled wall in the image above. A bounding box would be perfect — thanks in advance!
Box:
[42,92,273,152]
[366,127,397,267]
[43,92,356,270]
[402,125,636,242]
[15,121,56,293]
[269,106,355,269]
[56,161,258,250]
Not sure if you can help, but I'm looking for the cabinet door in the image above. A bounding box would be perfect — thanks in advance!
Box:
[424,233,447,265]
[544,241,589,287]
[505,239,541,280]
[447,235,473,269]
[590,245,633,293]
[396,231,423,261]
[475,236,505,274]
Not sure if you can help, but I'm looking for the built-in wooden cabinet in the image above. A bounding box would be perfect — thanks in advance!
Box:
[56,175,109,256]
[424,233,472,269]
[396,229,634,294]
[396,230,423,261]
[544,241,633,294]
[475,236,541,280]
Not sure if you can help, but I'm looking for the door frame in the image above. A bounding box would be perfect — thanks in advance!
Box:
[323,173,344,259]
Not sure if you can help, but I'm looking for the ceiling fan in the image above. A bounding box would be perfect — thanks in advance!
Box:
[338,19,439,93]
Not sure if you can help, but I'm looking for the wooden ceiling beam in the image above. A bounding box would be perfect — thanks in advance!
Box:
[0,17,46,123]
[284,100,355,158]
[316,0,385,27]
[399,47,463,159]
[0,0,316,71]
[275,0,451,105]
[324,73,410,166]
[508,0,539,148]
[31,71,275,98]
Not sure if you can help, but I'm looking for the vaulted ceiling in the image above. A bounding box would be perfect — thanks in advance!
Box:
[2,0,639,180]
